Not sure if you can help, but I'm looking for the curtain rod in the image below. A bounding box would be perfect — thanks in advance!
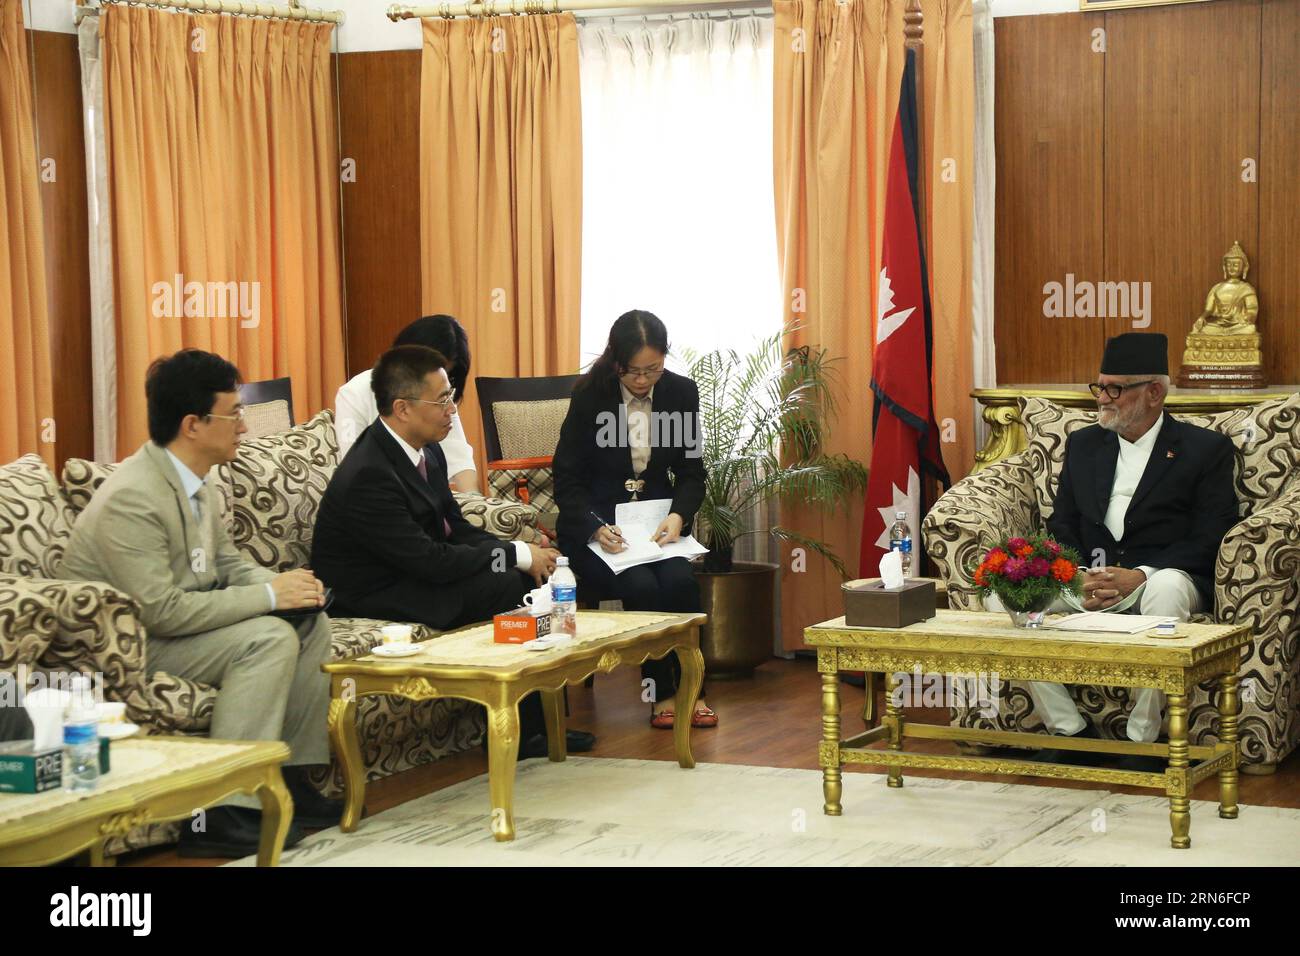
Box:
[387,0,769,20]
[75,0,345,26]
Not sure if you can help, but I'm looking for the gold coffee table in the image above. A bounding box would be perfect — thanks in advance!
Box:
[805,610,1251,849]
[0,737,293,866]
[324,610,706,842]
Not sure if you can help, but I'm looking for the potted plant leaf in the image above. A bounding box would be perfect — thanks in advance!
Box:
[682,326,868,676]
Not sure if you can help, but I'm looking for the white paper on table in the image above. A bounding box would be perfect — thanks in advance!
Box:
[1042,612,1179,634]
[586,498,709,574]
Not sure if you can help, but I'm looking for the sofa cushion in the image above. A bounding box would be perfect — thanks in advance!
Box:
[0,575,58,671]
[218,409,339,571]
[0,454,75,578]
[60,458,118,515]
[145,671,218,733]
[1181,393,1300,510]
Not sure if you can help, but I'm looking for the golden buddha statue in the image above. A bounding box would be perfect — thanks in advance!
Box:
[1178,240,1264,388]
[1190,241,1258,336]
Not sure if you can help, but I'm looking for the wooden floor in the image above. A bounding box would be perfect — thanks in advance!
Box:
[123,655,1300,866]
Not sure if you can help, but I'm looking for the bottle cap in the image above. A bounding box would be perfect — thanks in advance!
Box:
[895,511,907,520]
[556,556,569,566]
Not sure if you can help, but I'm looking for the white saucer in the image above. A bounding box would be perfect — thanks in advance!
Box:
[372,643,421,658]
[99,722,141,740]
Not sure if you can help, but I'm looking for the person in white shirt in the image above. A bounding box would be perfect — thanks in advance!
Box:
[1002,333,1238,771]
[335,314,479,493]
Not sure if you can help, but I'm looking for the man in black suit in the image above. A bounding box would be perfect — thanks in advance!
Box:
[312,344,594,756]
[1029,332,1238,768]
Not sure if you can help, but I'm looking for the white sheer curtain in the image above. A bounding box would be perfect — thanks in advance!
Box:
[972,0,997,445]
[577,14,779,371]
[78,13,117,462]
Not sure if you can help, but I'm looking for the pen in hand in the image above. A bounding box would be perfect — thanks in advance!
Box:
[590,511,626,549]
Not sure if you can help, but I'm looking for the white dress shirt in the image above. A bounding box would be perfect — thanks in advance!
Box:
[335,368,477,479]
[1103,413,1163,581]
[379,419,530,571]
[619,381,654,476]
[166,449,277,610]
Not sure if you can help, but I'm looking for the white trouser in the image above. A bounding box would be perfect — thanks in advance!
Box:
[987,568,1204,742]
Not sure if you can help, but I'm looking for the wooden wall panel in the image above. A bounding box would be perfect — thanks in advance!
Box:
[993,11,1106,385]
[337,50,422,379]
[1102,0,1260,379]
[31,30,92,468]
[1259,0,1300,386]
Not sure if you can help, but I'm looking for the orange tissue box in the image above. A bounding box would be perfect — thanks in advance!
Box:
[493,607,552,644]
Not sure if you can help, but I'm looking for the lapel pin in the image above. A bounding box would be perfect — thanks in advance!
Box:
[1166,450,1176,459]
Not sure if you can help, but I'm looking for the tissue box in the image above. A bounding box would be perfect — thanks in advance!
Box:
[0,738,112,793]
[843,578,936,629]
[493,607,552,644]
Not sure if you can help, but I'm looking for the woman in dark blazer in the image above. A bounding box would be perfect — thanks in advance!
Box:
[553,310,717,729]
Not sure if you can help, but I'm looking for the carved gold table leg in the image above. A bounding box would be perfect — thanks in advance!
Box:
[87,841,108,867]
[1217,673,1240,820]
[672,641,704,769]
[487,704,521,842]
[541,689,566,762]
[861,672,877,728]
[821,670,842,815]
[256,768,293,867]
[1167,693,1191,849]
[327,694,364,833]
[885,671,904,788]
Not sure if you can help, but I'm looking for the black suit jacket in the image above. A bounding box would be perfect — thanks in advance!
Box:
[311,420,516,622]
[553,369,707,555]
[1046,416,1238,606]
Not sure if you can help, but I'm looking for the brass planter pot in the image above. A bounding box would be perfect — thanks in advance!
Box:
[695,561,779,679]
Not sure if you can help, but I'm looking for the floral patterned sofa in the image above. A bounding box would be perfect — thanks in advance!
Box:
[922,394,1300,772]
[0,409,542,852]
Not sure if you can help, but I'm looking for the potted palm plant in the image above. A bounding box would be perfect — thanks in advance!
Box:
[683,327,868,676]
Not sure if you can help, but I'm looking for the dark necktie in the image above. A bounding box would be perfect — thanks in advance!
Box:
[416,453,452,538]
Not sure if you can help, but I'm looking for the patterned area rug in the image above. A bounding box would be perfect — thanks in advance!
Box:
[231,758,1300,867]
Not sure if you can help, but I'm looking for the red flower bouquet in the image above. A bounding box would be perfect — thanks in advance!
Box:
[972,533,1082,615]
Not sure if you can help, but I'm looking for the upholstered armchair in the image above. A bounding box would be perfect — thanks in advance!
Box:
[922,394,1300,772]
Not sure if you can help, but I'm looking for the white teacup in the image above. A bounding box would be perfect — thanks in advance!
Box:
[523,587,552,615]
[380,624,414,645]
[97,701,127,725]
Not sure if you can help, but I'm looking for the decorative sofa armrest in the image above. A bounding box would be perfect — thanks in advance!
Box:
[1214,485,1300,766]
[0,575,58,672]
[23,577,157,727]
[922,453,1040,610]
[454,492,544,545]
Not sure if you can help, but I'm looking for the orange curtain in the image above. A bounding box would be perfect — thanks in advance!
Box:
[103,6,345,452]
[0,0,54,466]
[419,14,582,478]
[773,0,973,650]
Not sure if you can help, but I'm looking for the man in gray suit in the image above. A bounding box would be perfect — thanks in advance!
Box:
[59,349,340,858]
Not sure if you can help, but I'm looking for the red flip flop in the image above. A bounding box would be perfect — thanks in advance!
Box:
[650,710,675,730]
[691,706,719,729]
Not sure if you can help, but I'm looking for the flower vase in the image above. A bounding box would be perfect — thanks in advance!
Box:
[1003,595,1055,629]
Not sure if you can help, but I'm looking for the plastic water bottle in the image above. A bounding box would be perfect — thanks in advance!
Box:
[550,557,578,638]
[888,511,913,577]
[63,676,100,793]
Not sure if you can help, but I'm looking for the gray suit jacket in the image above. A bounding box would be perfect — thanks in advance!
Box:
[58,442,275,638]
